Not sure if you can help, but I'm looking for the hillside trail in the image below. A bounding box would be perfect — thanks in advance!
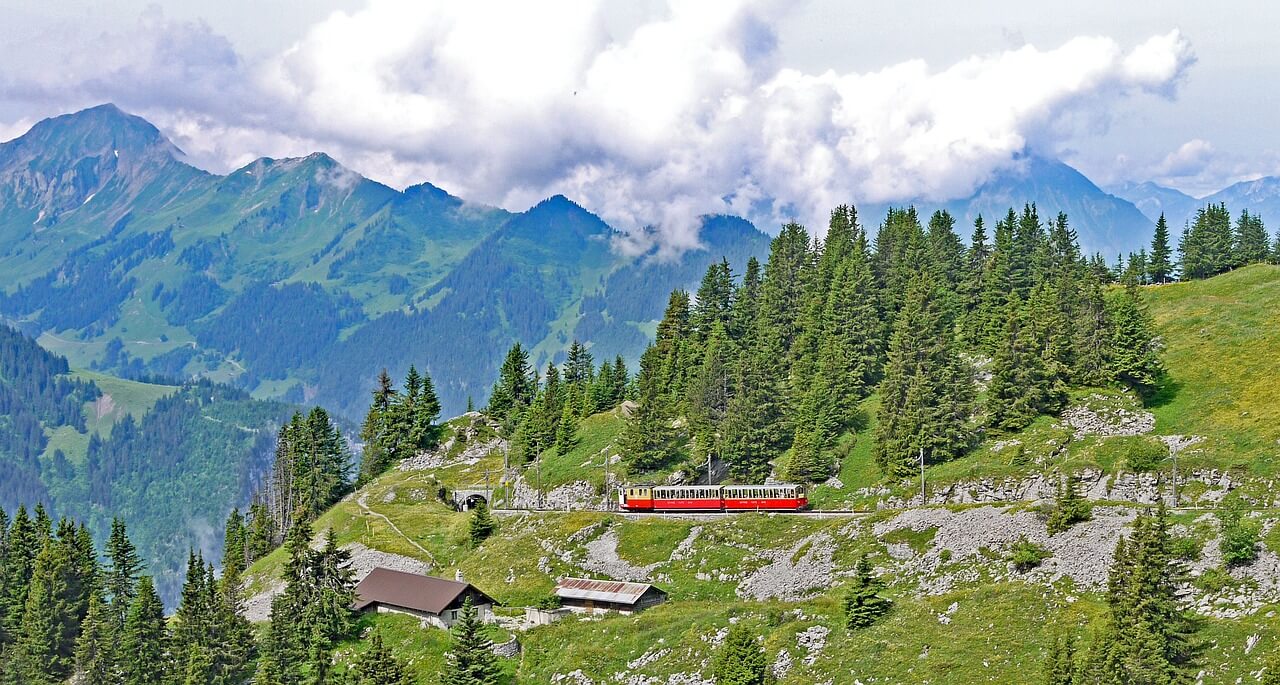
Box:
[355,490,436,565]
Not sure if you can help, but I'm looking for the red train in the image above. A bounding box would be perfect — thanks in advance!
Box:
[618,484,808,512]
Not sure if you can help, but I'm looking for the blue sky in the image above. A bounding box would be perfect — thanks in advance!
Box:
[1,1,1275,248]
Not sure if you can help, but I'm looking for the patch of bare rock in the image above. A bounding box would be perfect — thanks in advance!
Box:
[736,533,837,601]
[1061,394,1155,438]
[398,412,508,471]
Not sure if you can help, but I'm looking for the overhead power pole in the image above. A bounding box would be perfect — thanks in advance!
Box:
[919,447,926,504]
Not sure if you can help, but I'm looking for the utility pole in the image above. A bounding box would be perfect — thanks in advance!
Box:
[1170,440,1180,506]
[919,447,926,504]
[536,437,543,511]
[485,467,490,510]
[706,454,713,485]
[603,450,611,512]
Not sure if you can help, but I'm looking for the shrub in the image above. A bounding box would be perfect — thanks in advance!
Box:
[1008,537,1051,572]
[1219,496,1260,566]
[1168,535,1203,562]
[1123,437,1167,472]
[1046,475,1092,535]
[535,595,562,611]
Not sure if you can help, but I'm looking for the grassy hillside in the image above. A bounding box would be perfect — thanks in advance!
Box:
[247,463,1280,684]
[1145,264,1280,473]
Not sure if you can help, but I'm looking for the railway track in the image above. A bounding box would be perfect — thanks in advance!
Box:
[490,504,1280,519]
[491,508,873,519]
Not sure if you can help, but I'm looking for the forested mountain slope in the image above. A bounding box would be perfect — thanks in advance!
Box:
[0,104,773,418]
[0,324,296,603]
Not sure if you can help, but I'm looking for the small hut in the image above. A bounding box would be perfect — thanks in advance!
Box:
[553,577,667,615]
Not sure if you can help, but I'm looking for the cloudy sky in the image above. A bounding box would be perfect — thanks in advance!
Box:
[1,1,1276,250]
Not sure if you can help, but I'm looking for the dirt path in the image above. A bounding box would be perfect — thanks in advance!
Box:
[356,491,436,563]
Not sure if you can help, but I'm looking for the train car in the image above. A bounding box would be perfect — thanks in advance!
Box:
[721,484,807,511]
[618,484,808,512]
[651,485,725,511]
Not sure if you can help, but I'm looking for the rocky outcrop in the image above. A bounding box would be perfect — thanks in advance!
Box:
[877,467,1263,508]
[398,412,508,471]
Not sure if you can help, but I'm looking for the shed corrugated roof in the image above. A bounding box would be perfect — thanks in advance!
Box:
[553,577,662,605]
[353,567,484,614]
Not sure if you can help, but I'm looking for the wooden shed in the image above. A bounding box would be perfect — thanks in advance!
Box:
[553,577,667,615]
[353,567,496,628]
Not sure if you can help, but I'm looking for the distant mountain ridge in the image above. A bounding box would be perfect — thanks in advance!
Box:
[0,104,773,418]
[1109,176,1280,236]
[860,156,1156,258]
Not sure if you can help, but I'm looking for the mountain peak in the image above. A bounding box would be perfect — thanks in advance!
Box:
[0,103,192,184]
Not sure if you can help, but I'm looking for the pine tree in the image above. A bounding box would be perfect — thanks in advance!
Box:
[986,298,1044,432]
[1081,503,1196,684]
[815,241,882,425]
[986,288,1067,432]
[960,215,992,345]
[1,507,40,641]
[621,347,678,473]
[843,556,891,629]
[554,399,578,453]
[783,405,830,483]
[874,207,927,320]
[72,592,115,685]
[1107,283,1165,397]
[712,624,768,685]
[352,632,412,685]
[488,344,534,430]
[441,598,500,685]
[759,221,813,376]
[16,534,78,684]
[469,502,496,547]
[1072,270,1113,386]
[1234,209,1270,266]
[873,273,975,476]
[1043,633,1077,685]
[1149,214,1173,284]
[212,558,256,685]
[412,369,442,449]
[358,369,399,485]
[686,322,733,462]
[223,509,247,578]
[1180,204,1234,279]
[722,332,787,483]
[172,552,213,683]
[977,209,1018,351]
[120,576,168,685]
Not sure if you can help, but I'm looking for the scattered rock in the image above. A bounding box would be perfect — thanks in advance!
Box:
[796,625,830,666]
[1061,395,1155,438]
[737,533,836,601]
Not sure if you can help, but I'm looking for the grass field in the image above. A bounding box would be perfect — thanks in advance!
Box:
[1145,264,1280,474]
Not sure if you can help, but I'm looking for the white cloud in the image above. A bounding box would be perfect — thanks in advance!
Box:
[1155,138,1215,177]
[0,2,1196,254]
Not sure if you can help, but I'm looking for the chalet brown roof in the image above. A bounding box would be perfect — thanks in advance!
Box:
[353,567,491,614]
[553,577,664,605]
